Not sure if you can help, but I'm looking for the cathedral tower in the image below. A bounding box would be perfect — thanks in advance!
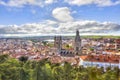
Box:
[74,30,82,55]
[54,36,62,52]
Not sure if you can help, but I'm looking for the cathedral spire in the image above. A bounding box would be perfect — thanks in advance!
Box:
[75,29,81,42]
[76,29,79,36]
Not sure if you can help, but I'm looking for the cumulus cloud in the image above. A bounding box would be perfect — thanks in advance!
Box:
[52,7,73,22]
[64,0,120,7]
[0,20,120,36]
[0,0,57,7]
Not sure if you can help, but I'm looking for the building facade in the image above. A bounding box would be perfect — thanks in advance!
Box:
[54,30,82,55]
[79,55,120,69]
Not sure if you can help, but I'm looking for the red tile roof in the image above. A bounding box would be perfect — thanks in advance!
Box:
[80,54,120,63]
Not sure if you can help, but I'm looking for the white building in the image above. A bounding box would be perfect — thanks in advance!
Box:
[79,55,120,69]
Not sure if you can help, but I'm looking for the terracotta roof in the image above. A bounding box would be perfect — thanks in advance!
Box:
[80,56,88,60]
[80,54,120,63]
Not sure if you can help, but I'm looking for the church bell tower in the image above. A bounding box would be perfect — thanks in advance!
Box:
[74,30,82,55]
[54,36,62,52]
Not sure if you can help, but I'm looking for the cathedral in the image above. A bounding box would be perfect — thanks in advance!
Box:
[74,30,82,55]
[54,30,82,56]
[54,36,62,52]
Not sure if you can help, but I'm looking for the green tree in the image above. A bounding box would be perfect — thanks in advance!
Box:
[18,56,28,63]
[0,54,9,63]
[19,68,29,80]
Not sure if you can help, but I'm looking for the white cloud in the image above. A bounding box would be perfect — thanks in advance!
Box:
[0,0,120,7]
[0,20,120,37]
[45,0,57,4]
[0,0,57,7]
[64,0,120,7]
[52,7,73,22]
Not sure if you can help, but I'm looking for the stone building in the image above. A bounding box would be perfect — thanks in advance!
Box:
[54,30,82,56]
[54,36,62,53]
[74,30,82,55]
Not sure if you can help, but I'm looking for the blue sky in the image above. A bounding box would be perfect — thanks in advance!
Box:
[0,0,120,36]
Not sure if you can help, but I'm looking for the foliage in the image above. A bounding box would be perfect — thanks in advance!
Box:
[18,56,28,63]
[0,54,120,80]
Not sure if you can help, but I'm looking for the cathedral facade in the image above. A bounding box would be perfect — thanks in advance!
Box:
[54,30,82,56]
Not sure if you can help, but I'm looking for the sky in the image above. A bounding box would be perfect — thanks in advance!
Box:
[0,0,120,37]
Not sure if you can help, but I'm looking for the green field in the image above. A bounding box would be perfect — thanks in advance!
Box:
[63,35,120,39]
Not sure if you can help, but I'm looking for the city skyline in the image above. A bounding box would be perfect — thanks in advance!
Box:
[0,0,120,37]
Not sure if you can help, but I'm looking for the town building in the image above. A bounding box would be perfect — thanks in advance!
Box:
[79,54,120,69]
[115,39,120,50]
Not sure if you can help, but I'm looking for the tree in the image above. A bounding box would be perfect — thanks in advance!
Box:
[18,56,28,63]
[113,67,120,80]
[0,54,9,63]
[0,58,20,80]
[32,59,53,80]
[19,68,29,80]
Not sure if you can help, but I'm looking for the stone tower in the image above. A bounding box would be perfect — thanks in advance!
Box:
[54,36,62,52]
[74,30,82,55]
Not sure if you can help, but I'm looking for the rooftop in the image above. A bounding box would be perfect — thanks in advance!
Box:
[80,54,120,63]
